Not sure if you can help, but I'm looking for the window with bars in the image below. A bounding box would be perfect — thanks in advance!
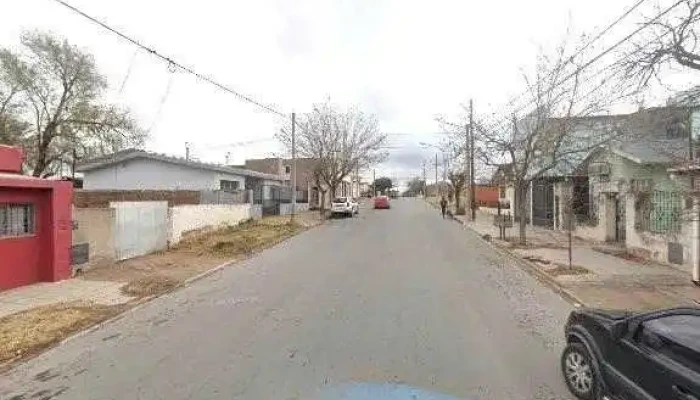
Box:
[219,180,240,192]
[650,191,682,234]
[0,204,35,238]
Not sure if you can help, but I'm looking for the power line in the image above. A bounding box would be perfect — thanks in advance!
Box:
[482,0,685,133]
[51,0,287,118]
[146,69,175,133]
[198,137,276,150]
[118,48,139,94]
[480,0,654,129]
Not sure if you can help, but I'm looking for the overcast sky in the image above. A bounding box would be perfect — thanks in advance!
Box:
[2,0,695,188]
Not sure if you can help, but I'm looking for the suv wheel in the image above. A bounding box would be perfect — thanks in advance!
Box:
[562,342,598,400]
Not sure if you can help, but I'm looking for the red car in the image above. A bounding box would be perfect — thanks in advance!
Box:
[374,195,390,209]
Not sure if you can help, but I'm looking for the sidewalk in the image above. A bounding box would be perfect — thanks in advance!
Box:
[451,208,700,310]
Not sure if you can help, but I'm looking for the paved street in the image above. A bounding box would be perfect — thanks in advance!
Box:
[1,199,574,400]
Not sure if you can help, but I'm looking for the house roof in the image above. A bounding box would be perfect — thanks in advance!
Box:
[76,149,285,181]
[609,139,689,164]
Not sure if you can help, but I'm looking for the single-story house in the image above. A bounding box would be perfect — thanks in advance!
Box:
[77,149,285,198]
[579,138,693,267]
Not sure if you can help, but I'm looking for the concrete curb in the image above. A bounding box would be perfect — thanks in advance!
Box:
[448,214,586,307]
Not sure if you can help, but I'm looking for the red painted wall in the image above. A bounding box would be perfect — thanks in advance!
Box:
[0,145,23,173]
[0,172,73,290]
[49,181,73,282]
[475,185,500,207]
[0,188,47,289]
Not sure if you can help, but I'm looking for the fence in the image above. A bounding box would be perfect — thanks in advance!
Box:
[279,202,310,215]
[72,207,116,266]
[72,202,262,265]
[169,203,256,244]
[199,190,247,205]
[254,186,309,216]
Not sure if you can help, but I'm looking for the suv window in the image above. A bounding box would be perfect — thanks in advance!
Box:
[640,315,700,372]
[333,197,347,203]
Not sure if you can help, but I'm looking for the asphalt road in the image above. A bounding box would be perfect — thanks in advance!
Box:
[1,199,574,400]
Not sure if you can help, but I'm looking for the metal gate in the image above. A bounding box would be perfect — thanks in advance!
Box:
[615,196,626,243]
[532,180,554,228]
[112,201,168,260]
[256,185,293,216]
[262,188,280,216]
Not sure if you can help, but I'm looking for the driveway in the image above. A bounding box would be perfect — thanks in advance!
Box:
[1,198,573,400]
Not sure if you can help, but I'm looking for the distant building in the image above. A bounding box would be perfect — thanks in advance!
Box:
[244,157,360,208]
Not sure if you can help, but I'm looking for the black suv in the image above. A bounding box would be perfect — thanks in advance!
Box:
[561,307,700,400]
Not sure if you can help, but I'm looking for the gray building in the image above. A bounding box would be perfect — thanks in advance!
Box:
[77,149,284,193]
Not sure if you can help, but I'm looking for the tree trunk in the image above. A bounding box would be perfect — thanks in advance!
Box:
[319,190,326,212]
[516,183,528,245]
[454,187,463,215]
[32,144,49,177]
[32,125,55,177]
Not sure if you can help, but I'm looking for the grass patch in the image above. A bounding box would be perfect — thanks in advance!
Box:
[120,276,180,297]
[546,264,590,277]
[178,218,305,258]
[0,303,122,366]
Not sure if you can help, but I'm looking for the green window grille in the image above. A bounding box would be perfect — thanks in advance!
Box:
[650,191,682,234]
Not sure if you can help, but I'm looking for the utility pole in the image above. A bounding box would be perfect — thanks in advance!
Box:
[435,153,439,198]
[291,112,297,221]
[422,161,427,197]
[373,169,376,197]
[465,123,469,215]
[469,99,476,220]
[71,148,77,180]
[690,111,700,284]
[442,153,447,188]
[185,142,191,161]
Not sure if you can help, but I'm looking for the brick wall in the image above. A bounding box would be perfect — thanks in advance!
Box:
[74,190,201,208]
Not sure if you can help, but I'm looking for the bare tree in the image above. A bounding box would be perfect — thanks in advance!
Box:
[0,49,27,146]
[620,0,700,97]
[447,170,467,215]
[0,31,144,177]
[440,140,468,214]
[475,43,627,244]
[277,99,388,210]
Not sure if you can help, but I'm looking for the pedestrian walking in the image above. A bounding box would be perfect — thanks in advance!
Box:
[439,197,448,219]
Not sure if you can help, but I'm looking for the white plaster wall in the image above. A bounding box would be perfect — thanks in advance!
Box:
[250,205,263,219]
[83,158,246,191]
[624,193,694,269]
[169,204,253,244]
[279,203,310,215]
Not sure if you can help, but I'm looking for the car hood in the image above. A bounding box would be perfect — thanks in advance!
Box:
[583,308,635,321]
[318,383,467,400]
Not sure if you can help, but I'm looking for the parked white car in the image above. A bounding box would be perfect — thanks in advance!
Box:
[330,197,359,217]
